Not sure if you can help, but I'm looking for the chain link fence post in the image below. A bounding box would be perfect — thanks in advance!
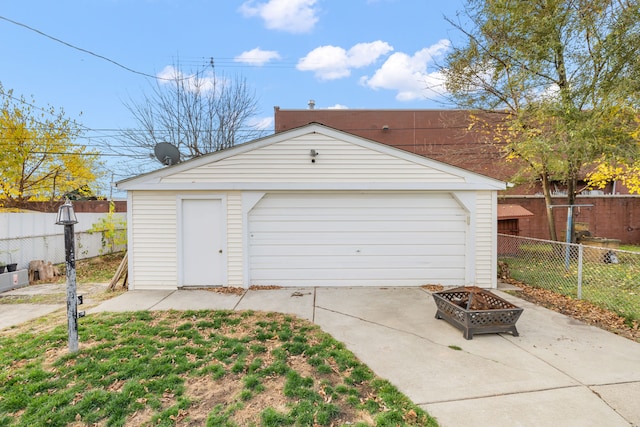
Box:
[577,243,583,300]
[498,234,639,322]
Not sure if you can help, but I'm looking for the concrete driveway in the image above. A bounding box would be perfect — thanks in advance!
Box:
[87,286,640,427]
[3,284,639,426]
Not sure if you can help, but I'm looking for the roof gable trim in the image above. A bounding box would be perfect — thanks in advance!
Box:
[117,123,505,190]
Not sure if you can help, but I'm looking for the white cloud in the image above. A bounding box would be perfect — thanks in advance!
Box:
[348,41,394,67]
[297,45,351,80]
[248,116,273,130]
[361,39,450,101]
[297,41,393,80]
[234,48,281,66]
[328,104,349,109]
[156,65,220,93]
[156,65,183,81]
[239,0,319,33]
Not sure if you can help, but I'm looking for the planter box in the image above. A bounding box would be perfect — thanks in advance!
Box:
[433,287,523,340]
[0,269,29,293]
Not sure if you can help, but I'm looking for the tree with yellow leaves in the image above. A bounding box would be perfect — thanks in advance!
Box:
[587,123,640,195]
[444,0,640,241]
[0,85,103,209]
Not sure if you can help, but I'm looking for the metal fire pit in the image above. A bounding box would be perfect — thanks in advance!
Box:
[433,287,523,340]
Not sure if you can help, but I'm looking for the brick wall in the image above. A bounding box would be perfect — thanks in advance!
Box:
[16,200,127,213]
[500,196,640,244]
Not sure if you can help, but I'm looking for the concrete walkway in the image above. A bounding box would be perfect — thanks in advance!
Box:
[2,285,638,426]
[0,282,108,331]
[86,287,640,427]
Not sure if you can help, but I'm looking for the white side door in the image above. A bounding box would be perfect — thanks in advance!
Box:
[180,197,226,286]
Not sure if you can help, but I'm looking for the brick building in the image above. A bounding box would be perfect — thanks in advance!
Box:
[274,107,640,244]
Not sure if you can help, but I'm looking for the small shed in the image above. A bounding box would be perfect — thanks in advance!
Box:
[497,204,535,236]
[117,124,506,290]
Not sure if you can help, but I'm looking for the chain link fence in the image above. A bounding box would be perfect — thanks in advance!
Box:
[498,234,640,322]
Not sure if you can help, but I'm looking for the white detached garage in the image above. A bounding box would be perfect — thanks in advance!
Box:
[117,124,505,290]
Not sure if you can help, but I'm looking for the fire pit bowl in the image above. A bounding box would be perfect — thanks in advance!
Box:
[432,286,523,340]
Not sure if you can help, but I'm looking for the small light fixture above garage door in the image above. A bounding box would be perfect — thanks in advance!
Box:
[310,149,319,163]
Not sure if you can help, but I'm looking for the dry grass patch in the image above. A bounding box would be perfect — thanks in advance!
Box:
[0,309,438,426]
[504,279,640,342]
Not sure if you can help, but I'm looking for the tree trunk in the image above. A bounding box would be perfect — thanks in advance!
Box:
[541,172,558,241]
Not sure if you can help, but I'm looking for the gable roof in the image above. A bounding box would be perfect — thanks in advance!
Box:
[498,204,535,219]
[274,108,521,182]
[117,123,505,191]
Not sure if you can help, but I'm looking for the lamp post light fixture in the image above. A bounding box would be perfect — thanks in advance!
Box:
[56,198,82,353]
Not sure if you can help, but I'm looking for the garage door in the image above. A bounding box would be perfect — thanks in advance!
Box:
[248,192,467,287]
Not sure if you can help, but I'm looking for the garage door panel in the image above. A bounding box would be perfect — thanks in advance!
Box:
[250,220,464,233]
[252,204,465,217]
[256,193,462,209]
[250,232,466,246]
[249,193,467,287]
[251,254,466,268]
[252,211,466,220]
[250,268,463,280]
[250,243,465,257]
[253,267,466,281]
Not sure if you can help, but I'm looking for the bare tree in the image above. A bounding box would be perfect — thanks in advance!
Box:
[118,62,261,168]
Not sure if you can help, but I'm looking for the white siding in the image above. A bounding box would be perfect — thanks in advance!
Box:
[129,190,242,290]
[161,135,466,184]
[475,191,496,287]
[129,191,179,290]
[227,191,243,287]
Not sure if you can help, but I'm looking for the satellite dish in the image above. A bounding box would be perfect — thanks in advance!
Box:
[154,142,180,166]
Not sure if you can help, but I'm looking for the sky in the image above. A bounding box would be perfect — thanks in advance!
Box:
[1,0,468,193]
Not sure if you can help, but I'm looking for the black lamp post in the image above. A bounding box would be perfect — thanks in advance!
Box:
[56,199,80,353]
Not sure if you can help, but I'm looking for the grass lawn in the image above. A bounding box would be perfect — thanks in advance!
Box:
[0,254,438,427]
[499,244,640,324]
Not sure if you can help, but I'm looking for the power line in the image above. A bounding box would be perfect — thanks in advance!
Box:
[27,151,150,158]
[0,90,273,152]
[0,89,121,143]
[0,14,180,81]
[0,90,274,137]
[0,14,332,73]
